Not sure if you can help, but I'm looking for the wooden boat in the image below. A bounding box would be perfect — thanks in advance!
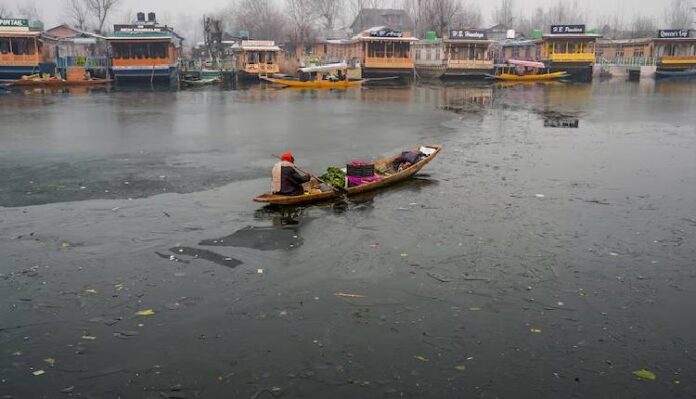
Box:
[490,59,568,81]
[181,78,218,87]
[11,76,112,87]
[0,83,10,90]
[254,145,442,205]
[655,69,696,79]
[261,63,363,89]
[492,71,569,81]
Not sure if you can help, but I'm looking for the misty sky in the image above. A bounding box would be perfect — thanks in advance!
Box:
[0,0,677,41]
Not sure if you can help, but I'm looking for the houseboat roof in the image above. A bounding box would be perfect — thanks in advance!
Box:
[106,23,184,42]
[499,39,542,47]
[508,59,546,69]
[0,30,40,37]
[542,33,602,39]
[596,38,653,45]
[43,24,107,40]
[444,38,494,44]
[230,40,281,52]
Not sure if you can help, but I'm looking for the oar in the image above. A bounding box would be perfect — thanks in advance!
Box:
[272,154,347,194]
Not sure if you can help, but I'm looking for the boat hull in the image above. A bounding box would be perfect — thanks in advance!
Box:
[254,145,442,206]
[655,69,696,79]
[261,76,362,88]
[9,78,112,87]
[415,65,446,80]
[112,66,178,83]
[492,72,568,81]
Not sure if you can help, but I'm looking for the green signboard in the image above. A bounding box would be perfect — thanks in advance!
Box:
[0,18,29,28]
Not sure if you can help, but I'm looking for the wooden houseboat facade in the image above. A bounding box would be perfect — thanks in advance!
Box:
[414,38,445,79]
[106,13,182,83]
[443,29,494,78]
[0,18,42,80]
[541,25,600,82]
[230,40,281,80]
[654,29,696,73]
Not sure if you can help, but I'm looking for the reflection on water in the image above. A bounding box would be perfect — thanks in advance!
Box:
[200,225,304,251]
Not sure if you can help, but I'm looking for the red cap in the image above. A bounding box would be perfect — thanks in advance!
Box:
[281,151,294,162]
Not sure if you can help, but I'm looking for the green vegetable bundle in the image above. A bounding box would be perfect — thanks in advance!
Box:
[319,167,346,189]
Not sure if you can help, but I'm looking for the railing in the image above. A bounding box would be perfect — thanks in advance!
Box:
[447,59,494,69]
[365,56,414,69]
[596,56,657,67]
[57,56,111,69]
[661,55,696,64]
[243,63,280,75]
[548,53,596,63]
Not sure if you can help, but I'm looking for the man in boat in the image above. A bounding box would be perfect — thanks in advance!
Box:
[272,152,312,196]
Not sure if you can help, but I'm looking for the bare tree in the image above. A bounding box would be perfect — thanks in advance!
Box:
[452,2,482,29]
[84,0,122,34]
[0,5,8,18]
[63,0,89,30]
[492,0,514,28]
[424,0,463,37]
[16,1,42,21]
[286,0,317,47]
[664,0,695,28]
[631,15,657,38]
[313,0,341,30]
[546,0,585,26]
[229,0,287,42]
[348,0,388,30]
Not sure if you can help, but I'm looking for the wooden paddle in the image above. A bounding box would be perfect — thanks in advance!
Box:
[271,154,347,194]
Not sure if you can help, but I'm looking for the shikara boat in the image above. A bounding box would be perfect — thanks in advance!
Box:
[261,63,363,89]
[254,145,442,206]
[490,59,569,81]
[181,78,218,87]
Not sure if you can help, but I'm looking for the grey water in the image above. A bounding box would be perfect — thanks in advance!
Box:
[0,80,695,398]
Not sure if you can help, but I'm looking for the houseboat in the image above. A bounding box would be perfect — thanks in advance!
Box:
[358,27,417,78]
[541,25,600,82]
[43,24,110,80]
[654,29,696,77]
[230,40,281,80]
[106,12,183,84]
[442,29,494,79]
[414,34,445,79]
[0,18,42,81]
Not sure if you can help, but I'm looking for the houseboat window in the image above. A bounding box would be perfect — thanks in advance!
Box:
[426,47,431,60]
[265,52,274,64]
[9,38,35,55]
[150,43,167,58]
[435,48,440,60]
[0,38,10,54]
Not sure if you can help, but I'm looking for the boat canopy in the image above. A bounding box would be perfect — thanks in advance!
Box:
[299,63,348,73]
[508,59,546,69]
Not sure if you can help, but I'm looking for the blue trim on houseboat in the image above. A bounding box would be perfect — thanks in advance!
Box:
[0,65,40,80]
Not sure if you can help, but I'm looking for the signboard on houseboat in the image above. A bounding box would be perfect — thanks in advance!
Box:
[550,25,586,34]
[0,18,29,27]
[369,28,403,38]
[449,29,488,40]
[658,29,690,39]
[114,24,166,33]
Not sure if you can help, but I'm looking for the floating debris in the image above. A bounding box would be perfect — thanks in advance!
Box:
[32,370,45,376]
[334,292,365,298]
[135,309,155,317]
[633,369,656,381]
[414,355,429,362]
[530,328,542,334]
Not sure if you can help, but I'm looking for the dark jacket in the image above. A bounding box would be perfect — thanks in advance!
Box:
[272,161,311,196]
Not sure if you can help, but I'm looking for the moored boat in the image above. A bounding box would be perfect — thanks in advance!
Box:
[254,145,442,206]
[9,75,112,86]
[655,69,696,79]
[181,77,218,86]
[261,63,363,88]
[490,59,569,81]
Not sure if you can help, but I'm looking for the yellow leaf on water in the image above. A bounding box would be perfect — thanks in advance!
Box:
[633,369,656,381]
[43,358,56,366]
[32,370,45,376]
[135,309,155,317]
[84,289,98,294]
[455,365,466,371]
[400,253,408,257]
[114,283,124,291]
[414,355,429,362]
[469,307,482,311]
[81,335,97,340]
[530,328,542,334]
